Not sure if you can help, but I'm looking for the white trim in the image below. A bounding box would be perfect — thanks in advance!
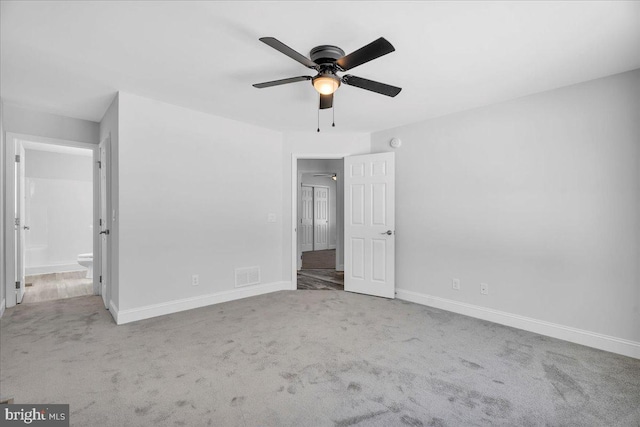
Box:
[98,135,111,308]
[26,264,86,275]
[114,281,291,325]
[336,264,344,272]
[0,299,5,318]
[396,289,640,360]
[108,299,119,324]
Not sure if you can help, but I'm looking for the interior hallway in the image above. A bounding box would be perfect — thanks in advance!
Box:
[299,249,344,290]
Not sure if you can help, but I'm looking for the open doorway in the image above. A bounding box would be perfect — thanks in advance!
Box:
[4,133,104,310]
[296,159,344,290]
[20,141,94,303]
[292,152,397,298]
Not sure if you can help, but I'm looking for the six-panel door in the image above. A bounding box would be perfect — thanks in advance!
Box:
[344,152,395,298]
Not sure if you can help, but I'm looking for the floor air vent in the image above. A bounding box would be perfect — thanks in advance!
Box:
[235,266,260,288]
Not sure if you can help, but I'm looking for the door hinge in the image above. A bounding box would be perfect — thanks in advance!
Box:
[15,217,20,226]
[15,281,20,289]
[99,218,102,226]
[99,276,102,283]
[97,160,102,168]
[15,155,20,163]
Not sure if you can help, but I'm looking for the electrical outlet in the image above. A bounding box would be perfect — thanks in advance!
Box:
[452,278,460,290]
[192,274,199,286]
[480,283,489,295]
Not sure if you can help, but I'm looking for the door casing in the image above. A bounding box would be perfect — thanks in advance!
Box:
[99,136,111,309]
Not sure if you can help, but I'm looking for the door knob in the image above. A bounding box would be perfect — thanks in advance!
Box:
[23,226,30,230]
[100,230,110,235]
[381,230,393,235]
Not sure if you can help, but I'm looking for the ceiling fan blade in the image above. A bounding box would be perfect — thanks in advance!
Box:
[342,75,402,97]
[253,76,312,88]
[319,93,333,109]
[259,37,318,69]
[336,37,395,71]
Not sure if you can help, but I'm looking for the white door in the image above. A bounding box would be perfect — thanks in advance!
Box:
[99,138,109,309]
[15,143,26,303]
[344,152,395,298]
[313,186,329,251]
[300,185,314,253]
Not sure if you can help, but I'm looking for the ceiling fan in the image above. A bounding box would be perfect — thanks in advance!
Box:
[313,173,337,181]
[253,37,401,118]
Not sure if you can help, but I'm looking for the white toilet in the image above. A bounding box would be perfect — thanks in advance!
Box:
[77,253,93,279]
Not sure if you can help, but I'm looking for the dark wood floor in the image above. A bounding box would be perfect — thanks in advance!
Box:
[297,269,344,290]
[301,249,336,269]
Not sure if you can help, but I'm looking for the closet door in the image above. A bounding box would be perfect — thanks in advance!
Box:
[313,186,329,251]
[300,185,314,252]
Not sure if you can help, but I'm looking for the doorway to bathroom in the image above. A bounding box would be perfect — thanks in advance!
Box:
[4,134,101,308]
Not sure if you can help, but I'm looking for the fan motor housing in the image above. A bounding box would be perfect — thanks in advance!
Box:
[310,45,345,65]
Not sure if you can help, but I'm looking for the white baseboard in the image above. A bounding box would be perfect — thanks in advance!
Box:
[26,264,86,275]
[108,299,119,324]
[396,289,640,360]
[115,281,291,325]
[336,264,344,272]
[0,298,5,318]
[328,244,337,250]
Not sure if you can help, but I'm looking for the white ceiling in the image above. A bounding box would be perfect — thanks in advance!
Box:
[2,1,639,133]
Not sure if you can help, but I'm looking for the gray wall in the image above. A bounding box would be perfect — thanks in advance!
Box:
[116,92,283,312]
[371,69,640,342]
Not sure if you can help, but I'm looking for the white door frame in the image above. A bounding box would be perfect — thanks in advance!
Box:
[3,133,100,308]
[291,154,348,290]
[98,135,111,309]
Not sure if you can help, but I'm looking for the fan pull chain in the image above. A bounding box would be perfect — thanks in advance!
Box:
[332,99,335,127]
[317,103,320,132]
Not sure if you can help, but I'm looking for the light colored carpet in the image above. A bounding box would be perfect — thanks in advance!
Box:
[1,292,639,426]
[302,249,336,269]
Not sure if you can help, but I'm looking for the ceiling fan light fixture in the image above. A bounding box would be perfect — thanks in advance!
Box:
[312,74,340,95]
